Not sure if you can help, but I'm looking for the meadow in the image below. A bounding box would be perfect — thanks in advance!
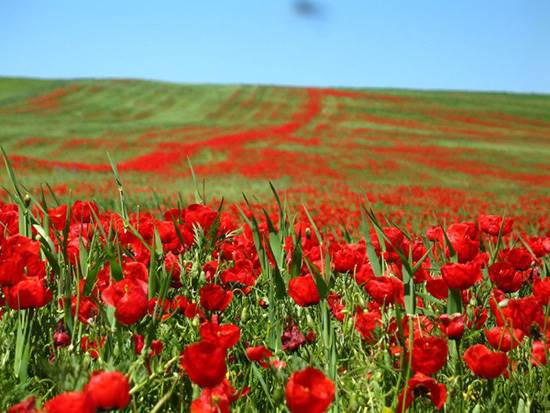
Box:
[0,77,549,412]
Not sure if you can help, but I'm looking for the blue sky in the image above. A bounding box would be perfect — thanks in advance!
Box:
[1,1,549,93]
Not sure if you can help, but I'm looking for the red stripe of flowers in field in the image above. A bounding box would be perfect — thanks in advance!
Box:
[1,182,550,412]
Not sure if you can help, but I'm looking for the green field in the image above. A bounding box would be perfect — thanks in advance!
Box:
[1,77,549,223]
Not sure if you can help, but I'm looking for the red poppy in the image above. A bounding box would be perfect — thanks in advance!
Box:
[181,340,227,388]
[101,278,148,325]
[5,277,52,310]
[484,327,524,352]
[441,261,482,290]
[354,307,381,343]
[499,248,532,271]
[43,391,95,413]
[397,373,446,412]
[531,341,547,367]
[71,296,99,324]
[288,274,321,307]
[478,215,513,237]
[438,313,465,340]
[84,370,130,410]
[7,396,38,413]
[365,276,404,306]
[463,344,508,379]
[0,235,44,287]
[534,277,550,305]
[199,284,233,312]
[190,379,246,413]
[246,345,272,368]
[199,319,241,349]
[411,336,448,376]
[446,222,479,263]
[488,262,529,293]
[426,277,449,300]
[285,367,335,413]
[327,292,345,322]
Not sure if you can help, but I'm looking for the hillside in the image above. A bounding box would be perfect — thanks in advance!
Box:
[0,77,549,222]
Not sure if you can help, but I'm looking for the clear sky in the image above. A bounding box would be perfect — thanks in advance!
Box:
[1,0,550,93]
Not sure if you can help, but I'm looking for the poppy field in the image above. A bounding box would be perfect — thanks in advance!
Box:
[0,77,550,412]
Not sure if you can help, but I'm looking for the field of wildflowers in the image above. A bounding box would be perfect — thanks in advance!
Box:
[0,78,549,412]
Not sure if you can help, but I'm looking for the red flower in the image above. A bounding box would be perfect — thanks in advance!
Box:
[463,344,508,379]
[84,370,130,410]
[43,391,95,413]
[365,276,404,306]
[181,341,227,388]
[446,222,479,263]
[5,277,52,309]
[488,262,529,293]
[0,235,45,287]
[534,277,550,305]
[354,307,381,343]
[190,379,246,413]
[500,248,532,271]
[484,327,524,352]
[327,292,345,322]
[441,261,482,290]
[71,296,99,324]
[531,341,547,367]
[7,396,38,413]
[246,345,272,368]
[285,367,335,413]
[288,274,321,307]
[426,277,448,300]
[101,278,148,325]
[199,319,240,349]
[411,336,448,376]
[478,215,513,237]
[438,313,465,340]
[397,373,446,412]
[199,284,233,312]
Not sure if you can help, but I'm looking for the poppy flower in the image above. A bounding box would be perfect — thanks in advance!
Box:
[43,391,95,413]
[288,274,321,307]
[411,336,448,376]
[365,276,404,306]
[327,292,345,322]
[199,284,233,312]
[478,215,513,237]
[488,262,529,293]
[5,277,52,310]
[426,277,449,300]
[438,313,465,340]
[531,341,547,367]
[84,370,130,410]
[463,344,508,379]
[446,222,479,263]
[500,248,532,271]
[397,373,446,412]
[533,277,550,305]
[285,367,335,413]
[190,379,246,413]
[199,319,240,349]
[441,261,482,290]
[101,278,148,325]
[246,345,272,368]
[71,296,99,324]
[181,340,227,388]
[354,307,381,343]
[7,396,38,413]
[484,327,524,352]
